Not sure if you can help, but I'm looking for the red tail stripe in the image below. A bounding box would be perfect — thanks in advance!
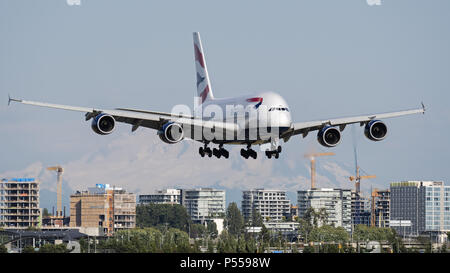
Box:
[194,44,205,68]
[200,85,210,103]
[246,97,263,102]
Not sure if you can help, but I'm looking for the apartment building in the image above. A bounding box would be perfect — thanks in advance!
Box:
[298,188,352,232]
[242,189,290,222]
[181,188,225,223]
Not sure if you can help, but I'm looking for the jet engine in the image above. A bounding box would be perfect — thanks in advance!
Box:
[158,122,184,144]
[364,120,387,141]
[91,113,115,135]
[317,126,341,147]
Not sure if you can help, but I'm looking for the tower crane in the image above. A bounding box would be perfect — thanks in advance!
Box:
[349,166,376,194]
[304,152,335,189]
[47,166,64,217]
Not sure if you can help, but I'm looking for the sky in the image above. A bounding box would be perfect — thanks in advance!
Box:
[1,0,449,210]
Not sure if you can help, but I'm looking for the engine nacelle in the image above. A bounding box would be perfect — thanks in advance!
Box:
[317,126,341,147]
[364,120,387,141]
[91,113,116,135]
[158,122,184,144]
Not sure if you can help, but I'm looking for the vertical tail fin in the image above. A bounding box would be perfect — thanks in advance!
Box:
[193,32,214,104]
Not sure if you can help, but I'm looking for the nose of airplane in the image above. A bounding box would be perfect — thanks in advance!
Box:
[268,111,292,128]
[280,112,292,127]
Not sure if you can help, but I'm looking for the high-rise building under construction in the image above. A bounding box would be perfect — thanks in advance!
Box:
[70,184,136,236]
[0,178,40,228]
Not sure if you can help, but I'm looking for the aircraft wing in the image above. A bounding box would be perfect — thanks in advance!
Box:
[8,97,238,136]
[287,104,425,138]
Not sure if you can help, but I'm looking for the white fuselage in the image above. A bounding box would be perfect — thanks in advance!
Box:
[194,91,292,144]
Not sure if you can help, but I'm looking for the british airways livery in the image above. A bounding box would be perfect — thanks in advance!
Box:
[9,32,425,159]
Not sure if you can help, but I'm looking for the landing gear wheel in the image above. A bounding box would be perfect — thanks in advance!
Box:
[240,148,249,159]
[221,149,229,159]
[199,147,205,157]
[277,146,282,153]
[275,153,279,159]
[213,148,221,158]
[204,147,212,157]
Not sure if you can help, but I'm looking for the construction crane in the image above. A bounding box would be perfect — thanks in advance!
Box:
[304,152,335,189]
[349,166,376,194]
[47,166,64,217]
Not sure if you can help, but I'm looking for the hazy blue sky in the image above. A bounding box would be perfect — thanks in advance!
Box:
[1,0,449,200]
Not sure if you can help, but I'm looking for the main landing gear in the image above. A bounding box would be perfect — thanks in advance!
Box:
[198,143,281,159]
[240,145,257,159]
[265,146,282,159]
[199,144,229,159]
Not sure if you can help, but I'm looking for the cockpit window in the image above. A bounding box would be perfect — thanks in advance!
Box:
[269,107,289,112]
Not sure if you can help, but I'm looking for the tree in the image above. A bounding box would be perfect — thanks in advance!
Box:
[94,227,196,253]
[245,236,257,253]
[38,243,69,253]
[298,218,313,243]
[225,202,244,237]
[0,244,7,253]
[207,238,215,253]
[309,225,349,244]
[207,221,218,238]
[316,208,329,226]
[440,243,447,253]
[237,237,247,253]
[249,209,264,227]
[217,230,236,253]
[190,223,206,239]
[136,204,191,232]
[42,208,51,217]
[22,246,36,253]
[303,245,314,253]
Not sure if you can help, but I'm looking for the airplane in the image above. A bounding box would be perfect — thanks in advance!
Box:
[8,32,425,160]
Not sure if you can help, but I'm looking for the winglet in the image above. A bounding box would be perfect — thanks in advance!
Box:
[7,94,21,106]
[421,102,426,114]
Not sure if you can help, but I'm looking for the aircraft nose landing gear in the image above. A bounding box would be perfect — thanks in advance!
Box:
[199,145,212,158]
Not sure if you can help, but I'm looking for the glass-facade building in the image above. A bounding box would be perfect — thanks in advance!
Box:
[351,191,371,227]
[390,181,450,235]
[424,184,450,231]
